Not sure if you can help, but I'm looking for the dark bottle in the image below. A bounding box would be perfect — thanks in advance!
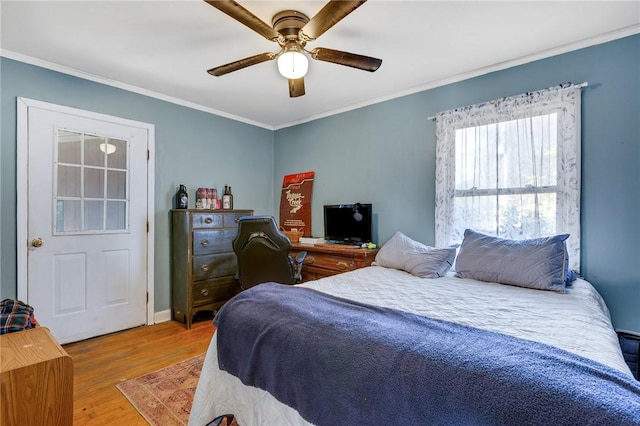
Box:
[222,185,233,210]
[175,184,188,209]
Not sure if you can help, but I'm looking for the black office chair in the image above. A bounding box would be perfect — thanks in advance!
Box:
[233,215,307,290]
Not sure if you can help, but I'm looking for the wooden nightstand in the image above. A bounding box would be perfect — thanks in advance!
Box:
[290,243,378,282]
[0,327,73,425]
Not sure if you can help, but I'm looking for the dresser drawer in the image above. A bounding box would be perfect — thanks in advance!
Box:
[304,253,354,273]
[193,253,237,281]
[192,277,238,306]
[223,212,246,228]
[193,229,237,255]
[192,213,224,229]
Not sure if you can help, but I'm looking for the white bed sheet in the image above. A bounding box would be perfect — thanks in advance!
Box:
[189,266,630,426]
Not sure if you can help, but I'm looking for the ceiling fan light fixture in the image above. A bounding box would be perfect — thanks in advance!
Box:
[277,43,308,79]
[205,1,382,96]
[99,142,116,155]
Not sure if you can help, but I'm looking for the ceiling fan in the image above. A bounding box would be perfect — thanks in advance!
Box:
[204,0,382,98]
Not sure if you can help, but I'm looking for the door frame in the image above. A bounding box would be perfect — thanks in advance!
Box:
[16,97,156,326]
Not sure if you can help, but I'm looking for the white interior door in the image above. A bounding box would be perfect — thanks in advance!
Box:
[17,98,154,344]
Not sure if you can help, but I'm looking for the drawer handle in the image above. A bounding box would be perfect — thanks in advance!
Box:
[305,256,315,265]
[201,289,210,297]
[201,239,209,247]
[336,261,349,270]
[201,265,210,272]
[204,217,213,224]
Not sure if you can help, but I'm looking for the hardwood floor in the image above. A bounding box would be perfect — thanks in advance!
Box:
[62,319,216,425]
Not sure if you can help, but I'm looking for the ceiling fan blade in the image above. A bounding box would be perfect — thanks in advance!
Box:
[300,0,367,41]
[204,0,282,42]
[288,78,305,98]
[310,48,382,72]
[207,52,276,76]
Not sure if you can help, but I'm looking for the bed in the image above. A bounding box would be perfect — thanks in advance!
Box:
[189,231,640,425]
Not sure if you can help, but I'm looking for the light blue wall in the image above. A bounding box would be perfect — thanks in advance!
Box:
[2,34,638,333]
[274,34,640,333]
[0,58,275,311]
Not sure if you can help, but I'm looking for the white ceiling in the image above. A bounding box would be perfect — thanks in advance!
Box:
[1,1,639,129]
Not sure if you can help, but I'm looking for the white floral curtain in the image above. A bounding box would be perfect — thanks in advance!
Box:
[435,84,581,271]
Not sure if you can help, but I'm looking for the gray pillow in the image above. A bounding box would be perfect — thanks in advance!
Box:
[373,231,456,278]
[455,229,569,293]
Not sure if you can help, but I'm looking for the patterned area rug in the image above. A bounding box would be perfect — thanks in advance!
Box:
[117,354,238,426]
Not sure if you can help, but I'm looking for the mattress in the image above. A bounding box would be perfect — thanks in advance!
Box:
[189,266,631,425]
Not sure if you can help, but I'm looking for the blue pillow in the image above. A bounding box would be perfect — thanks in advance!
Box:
[455,229,570,293]
[373,231,456,278]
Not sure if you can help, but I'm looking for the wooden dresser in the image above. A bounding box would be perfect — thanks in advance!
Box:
[171,209,253,328]
[0,327,73,426]
[290,243,379,281]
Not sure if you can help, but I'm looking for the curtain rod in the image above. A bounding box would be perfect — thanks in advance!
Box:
[426,81,588,121]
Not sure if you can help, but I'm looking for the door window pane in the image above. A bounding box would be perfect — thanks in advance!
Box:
[107,170,126,199]
[84,168,105,198]
[56,200,82,233]
[106,201,127,230]
[57,166,81,197]
[84,201,104,231]
[85,135,106,167]
[107,138,127,169]
[57,130,81,164]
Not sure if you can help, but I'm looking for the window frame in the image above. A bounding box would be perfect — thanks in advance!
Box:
[435,84,581,271]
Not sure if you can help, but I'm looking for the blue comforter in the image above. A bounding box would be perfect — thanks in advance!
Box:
[214,283,640,425]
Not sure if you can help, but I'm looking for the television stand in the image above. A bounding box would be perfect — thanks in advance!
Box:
[291,243,378,282]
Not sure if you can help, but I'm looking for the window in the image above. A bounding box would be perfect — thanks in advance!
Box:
[55,129,129,234]
[435,84,582,271]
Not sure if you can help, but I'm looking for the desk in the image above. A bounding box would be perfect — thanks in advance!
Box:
[291,243,379,281]
[0,327,73,425]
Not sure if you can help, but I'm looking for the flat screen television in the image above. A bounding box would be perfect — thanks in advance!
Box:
[323,203,372,245]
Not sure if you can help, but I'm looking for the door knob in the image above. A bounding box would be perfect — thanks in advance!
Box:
[31,237,44,248]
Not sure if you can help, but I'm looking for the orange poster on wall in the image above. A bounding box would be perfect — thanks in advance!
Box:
[279,171,314,236]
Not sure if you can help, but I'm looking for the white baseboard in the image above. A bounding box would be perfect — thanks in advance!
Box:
[153,309,172,324]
